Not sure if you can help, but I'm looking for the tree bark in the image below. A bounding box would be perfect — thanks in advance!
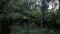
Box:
[40,0,46,28]
[58,0,60,14]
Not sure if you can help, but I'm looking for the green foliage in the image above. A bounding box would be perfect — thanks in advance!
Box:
[0,0,60,34]
[8,12,23,19]
[29,10,40,18]
[45,12,60,24]
[11,24,57,34]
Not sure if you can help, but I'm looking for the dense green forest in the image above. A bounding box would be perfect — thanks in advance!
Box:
[0,0,60,34]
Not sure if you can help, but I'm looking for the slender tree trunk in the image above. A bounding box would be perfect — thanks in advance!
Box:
[58,0,60,14]
[59,0,60,11]
[40,0,46,28]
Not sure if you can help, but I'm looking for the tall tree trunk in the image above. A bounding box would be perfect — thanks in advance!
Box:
[59,0,60,11]
[58,0,60,14]
[40,0,46,28]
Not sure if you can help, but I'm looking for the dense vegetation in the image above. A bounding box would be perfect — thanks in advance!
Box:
[0,0,60,34]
